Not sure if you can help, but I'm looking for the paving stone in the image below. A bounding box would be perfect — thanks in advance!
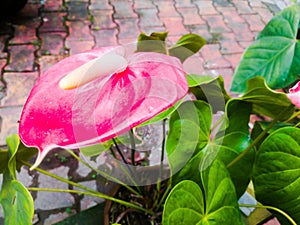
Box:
[0,35,9,59]
[39,32,66,56]
[155,1,181,18]
[200,44,231,69]
[141,26,166,35]
[194,0,219,15]
[183,54,205,75]
[92,28,118,47]
[115,18,140,40]
[17,167,34,187]
[177,7,206,25]
[111,0,138,19]
[66,1,90,21]
[231,23,255,42]
[44,212,71,225]
[66,20,94,41]
[10,23,38,45]
[42,0,66,11]
[136,8,163,29]
[202,68,234,91]
[91,9,116,29]
[160,17,188,36]
[253,6,275,24]
[202,15,232,33]
[1,72,38,106]
[39,12,67,33]
[133,0,156,9]
[35,166,74,210]
[38,55,67,74]
[0,106,23,146]
[5,45,37,72]
[223,53,243,69]
[89,0,113,10]
[188,24,212,43]
[241,14,265,31]
[219,6,246,24]
[234,0,254,14]
[220,39,244,54]
[175,0,196,8]
[66,40,95,55]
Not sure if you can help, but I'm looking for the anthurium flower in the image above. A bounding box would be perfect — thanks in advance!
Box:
[287,81,300,108]
[19,47,188,168]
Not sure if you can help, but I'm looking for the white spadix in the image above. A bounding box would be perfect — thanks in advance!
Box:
[59,52,128,90]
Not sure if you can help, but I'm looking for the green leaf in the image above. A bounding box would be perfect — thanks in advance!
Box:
[169,34,206,63]
[253,127,300,224]
[231,3,300,93]
[0,149,9,174]
[189,76,230,113]
[166,101,212,174]
[238,77,294,120]
[136,32,168,54]
[0,174,34,225]
[79,141,112,157]
[163,160,243,225]
[186,74,214,87]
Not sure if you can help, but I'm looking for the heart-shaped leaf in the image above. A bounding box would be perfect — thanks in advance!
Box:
[238,77,294,120]
[163,160,243,225]
[253,127,300,224]
[231,3,300,93]
[169,34,206,63]
[137,32,168,54]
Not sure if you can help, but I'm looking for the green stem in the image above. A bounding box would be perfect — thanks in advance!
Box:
[20,160,98,194]
[227,105,294,169]
[129,129,136,166]
[239,204,297,225]
[65,149,141,196]
[28,187,148,213]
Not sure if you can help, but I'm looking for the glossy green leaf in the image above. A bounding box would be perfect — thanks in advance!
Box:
[186,74,214,87]
[169,34,206,63]
[189,76,230,113]
[253,127,300,224]
[0,149,9,174]
[163,160,243,225]
[173,132,254,198]
[0,174,34,225]
[238,77,294,120]
[136,32,168,54]
[79,141,112,157]
[231,3,300,93]
[166,101,212,174]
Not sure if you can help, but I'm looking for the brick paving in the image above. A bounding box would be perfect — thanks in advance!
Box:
[0,0,296,224]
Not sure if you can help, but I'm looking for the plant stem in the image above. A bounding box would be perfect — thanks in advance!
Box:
[129,129,136,166]
[112,138,128,165]
[227,104,294,168]
[239,204,297,225]
[65,149,142,196]
[28,187,148,213]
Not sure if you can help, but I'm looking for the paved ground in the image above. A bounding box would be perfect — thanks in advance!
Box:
[0,0,296,224]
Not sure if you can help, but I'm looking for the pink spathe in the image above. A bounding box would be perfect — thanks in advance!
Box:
[19,47,188,168]
[287,81,300,109]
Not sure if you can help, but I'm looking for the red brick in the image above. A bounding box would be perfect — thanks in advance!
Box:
[91,10,116,29]
[0,106,23,146]
[6,45,37,72]
[66,21,94,41]
[66,40,94,55]
[161,17,188,36]
[111,0,138,19]
[200,44,231,69]
[223,53,243,69]
[194,1,218,15]
[238,41,253,49]
[10,24,38,44]
[39,12,67,33]
[115,18,140,40]
[233,1,254,14]
[42,0,66,11]
[136,8,163,29]
[253,7,274,24]
[177,7,206,25]
[220,40,244,54]
[155,1,181,18]
[231,23,255,41]
[249,0,268,8]
[66,1,90,21]
[201,68,233,91]
[220,7,246,24]
[241,14,265,32]
[92,29,118,48]
[39,32,66,56]
[183,53,205,75]
[175,0,196,8]
[89,0,113,10]
[134,0,156,9]
[38,55,67,74]
[202,15,231,33]
[1,72,38,106]
[0,36,9,59]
